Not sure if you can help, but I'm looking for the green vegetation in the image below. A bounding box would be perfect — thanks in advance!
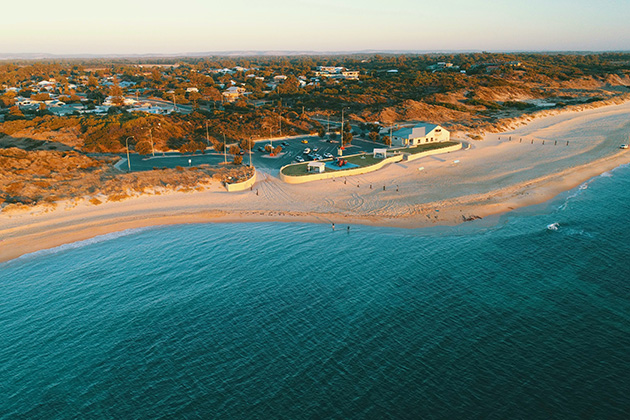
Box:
[1,52,629,158]
[282,141,459,177]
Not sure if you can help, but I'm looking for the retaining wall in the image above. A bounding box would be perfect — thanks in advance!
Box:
[280,154,403,184]
[279,142,462,184]
[225,170,257,192]
[403,143,463,162]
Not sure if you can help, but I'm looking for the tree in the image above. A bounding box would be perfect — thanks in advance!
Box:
[368,131,380,142]
[32,92,51,101]
[0,94,15,108]
[240,138,255,151]
[229,144,241,155]
[136,141,152,155]
[214,142,225,152]
[273,145,282,155]
[87,75,99,88]
[318,128,326,138]
[342,131,353,145]
[280,75,300,94]
[179,140,205,154]
[8,105,23,117]
[233,155,243,165]
[109,78,124,106]
[383,135,392,146]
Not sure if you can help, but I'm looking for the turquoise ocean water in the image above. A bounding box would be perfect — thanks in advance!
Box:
[2,165,630,419]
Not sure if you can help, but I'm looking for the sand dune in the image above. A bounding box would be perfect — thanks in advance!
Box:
[2,100,630,263]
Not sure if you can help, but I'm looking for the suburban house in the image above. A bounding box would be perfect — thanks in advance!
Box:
[314,67,359,80]
[222,86,248,102]
[341,70,359,80]
[391,123,450,147]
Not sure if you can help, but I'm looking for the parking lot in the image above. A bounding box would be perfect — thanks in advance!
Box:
[113,135,384,173]
[251,135,383,173]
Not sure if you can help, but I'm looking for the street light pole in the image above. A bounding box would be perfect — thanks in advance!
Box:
[341,108,345,146]
[125,136,134,172]
[149,128,154,156]
[223,133,227,164]
[249,137,253,167]
[205,120,210,148]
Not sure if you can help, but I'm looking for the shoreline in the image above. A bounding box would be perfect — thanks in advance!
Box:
[3,100,630,263]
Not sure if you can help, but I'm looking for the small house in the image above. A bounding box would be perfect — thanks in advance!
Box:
[392,123,450,147]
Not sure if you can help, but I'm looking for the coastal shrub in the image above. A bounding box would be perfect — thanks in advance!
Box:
[465,98,502,110]
[503,101,532,110]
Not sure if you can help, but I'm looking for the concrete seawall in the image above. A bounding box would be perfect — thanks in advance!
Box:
[402,143,463,162]
[226,170,257,192]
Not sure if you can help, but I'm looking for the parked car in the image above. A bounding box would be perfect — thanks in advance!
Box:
[301,140,308,144]
[314,154,323,160]
[324,152,333,158]
[312,147,319,152]
[303,148,311,154]
[620,144,629,149]
[295,156,305,162]
[281,142,289,146]
[258,147,265,152]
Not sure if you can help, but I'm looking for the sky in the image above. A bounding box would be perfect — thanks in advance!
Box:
[2,0,629,55]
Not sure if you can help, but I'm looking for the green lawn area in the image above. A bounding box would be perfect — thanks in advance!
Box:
[281,153,381,177]
[281,141,459,177]
[393,141,459,155]
[281,161,311,176]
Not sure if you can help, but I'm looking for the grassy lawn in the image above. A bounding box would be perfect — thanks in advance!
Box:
[281,142,459,177]
[393,141,459,154]
[281,152,385,177]
[281,162,311,176]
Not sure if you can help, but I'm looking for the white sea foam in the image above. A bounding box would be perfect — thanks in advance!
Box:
[547,222,559,231]
[10,227,155,263]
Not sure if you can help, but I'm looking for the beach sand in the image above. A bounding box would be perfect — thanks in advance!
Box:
[2,101,630,263]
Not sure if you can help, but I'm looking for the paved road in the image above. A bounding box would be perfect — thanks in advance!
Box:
[111,135,387,173]
[116,151,227,172]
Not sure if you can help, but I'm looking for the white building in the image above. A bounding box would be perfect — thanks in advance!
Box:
[307,161,326,173]
[391,123,450,147]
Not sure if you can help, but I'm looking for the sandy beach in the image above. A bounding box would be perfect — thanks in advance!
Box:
[2,100,630,263]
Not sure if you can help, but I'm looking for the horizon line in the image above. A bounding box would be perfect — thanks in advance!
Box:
[2,49,630,61]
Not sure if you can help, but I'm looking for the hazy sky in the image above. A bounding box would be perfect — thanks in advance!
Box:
[2,0,629,54]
